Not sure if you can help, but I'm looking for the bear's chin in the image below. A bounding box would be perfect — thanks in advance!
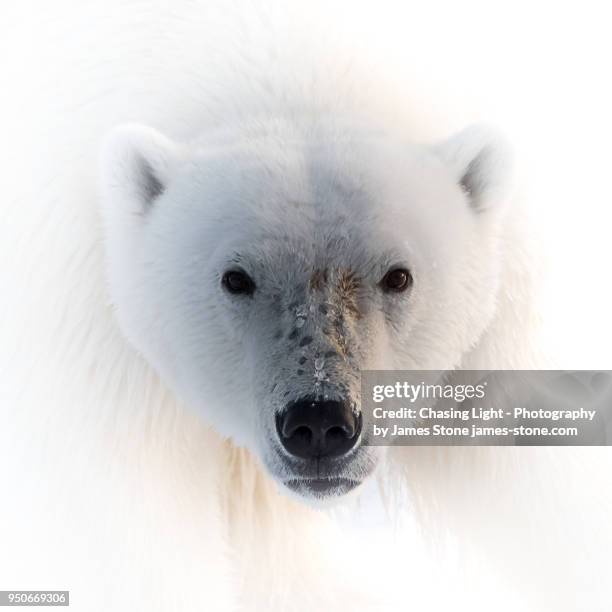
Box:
[278,477,366,506]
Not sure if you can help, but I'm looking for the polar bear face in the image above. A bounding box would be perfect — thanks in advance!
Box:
[100,119,510,502]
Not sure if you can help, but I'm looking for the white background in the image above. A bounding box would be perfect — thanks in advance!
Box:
[1,1,610,610]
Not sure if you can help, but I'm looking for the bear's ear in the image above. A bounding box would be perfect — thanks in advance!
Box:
[434,124,512,213]
[99,124,182,219]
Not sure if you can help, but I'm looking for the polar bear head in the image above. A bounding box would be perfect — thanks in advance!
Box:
[99,118,511,503]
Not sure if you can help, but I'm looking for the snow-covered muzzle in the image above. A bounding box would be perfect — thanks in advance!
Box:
[246,265,386,501]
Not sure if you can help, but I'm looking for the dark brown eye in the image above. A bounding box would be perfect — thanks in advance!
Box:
[380,268,412,293]
[222,269,256,296]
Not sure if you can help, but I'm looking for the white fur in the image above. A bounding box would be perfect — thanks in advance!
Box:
[2,2,611,611]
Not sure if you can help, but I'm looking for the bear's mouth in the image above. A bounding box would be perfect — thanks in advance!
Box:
[282,477,361,496]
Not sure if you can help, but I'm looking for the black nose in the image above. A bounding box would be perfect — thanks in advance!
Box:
[277,398,362,460]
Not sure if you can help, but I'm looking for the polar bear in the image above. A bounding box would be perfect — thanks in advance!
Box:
[96,110,611,611]
[99,118,517,503]
[2,2,612,611]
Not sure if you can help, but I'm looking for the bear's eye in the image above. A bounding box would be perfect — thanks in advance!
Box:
[380,268,413,293]
[222,269,256,296]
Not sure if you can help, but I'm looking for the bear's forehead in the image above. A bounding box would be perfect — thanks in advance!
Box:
[189,124,431,208]
[177,129,468,277]
[188,131,458,239]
